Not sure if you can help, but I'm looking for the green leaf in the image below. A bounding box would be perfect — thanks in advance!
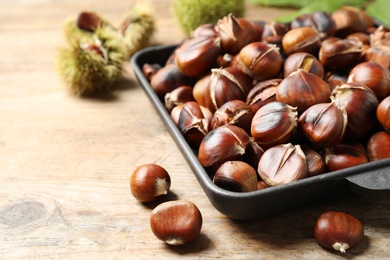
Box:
[366,0,390,25]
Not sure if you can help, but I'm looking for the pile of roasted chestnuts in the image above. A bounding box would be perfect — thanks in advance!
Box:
[142,6,390,193]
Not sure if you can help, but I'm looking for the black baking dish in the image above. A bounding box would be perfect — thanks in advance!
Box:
[131,44,390,220]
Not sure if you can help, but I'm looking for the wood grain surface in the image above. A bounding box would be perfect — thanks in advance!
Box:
[0,0,389,259]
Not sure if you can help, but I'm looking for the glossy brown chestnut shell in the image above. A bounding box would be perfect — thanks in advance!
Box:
[301,145,326,177]
[246,79,281,114]
[178,101,210,148]
[215,14,255,55]
[213,161,258,192]
[193,67,253,113]
[251,101,298,149]
[282,26,322,56]
[276,69,331,113]
[210,100,253,132]
[198,124,250,175]
[367,131,390,161]
[348,61,390,101]
[314,211,364,253]
[174,36,221,77]
[258,143,308,186]
[325,141,368,172]
[290,11,336,40]
[150,200,202,245]
[376,95,390,132]
[283,52,324,78]
[236,42,283,81]
[299,102,347,148]
[331,83,379,140]
[165,86,194,112]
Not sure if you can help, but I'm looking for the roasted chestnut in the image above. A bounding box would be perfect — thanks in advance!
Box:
[364,45,390,70]
[191,23,217,38]
[251,101,298,149]
[174,36,221,77]
[215,14,255,55]
[282,26,322,56]
[377,95,390,132]
[283,52,324,78]
[301,145,326,177]
[319,37,363,72]
[258,143,308,186]
[314,211,364,253]
[331,83,379,140]
[130,164,171,202]
[324,141,368,172]
[367,131,390,161]
[198,124,250,174]
[246,79,281,114]
[213,161,258,192]
[142,63,162,81]
[210,100,253,132]
[332,6,373,38]
[236,42,283,81]
[276,69,331,113]
[150,200,202,245]
[369,25,390,47]
[348,61,390,101]
[178,101,210,148]
[165,86,194,112]
[193,67,252,113]
[299,102,347,148]
[150,64,193,100]
[290,11,336,40]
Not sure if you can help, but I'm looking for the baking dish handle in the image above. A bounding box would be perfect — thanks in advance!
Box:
[346,161,390,197]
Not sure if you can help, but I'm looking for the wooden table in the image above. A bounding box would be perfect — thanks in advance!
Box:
[1,0,389,259]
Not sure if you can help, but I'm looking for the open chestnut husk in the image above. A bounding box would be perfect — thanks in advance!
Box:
[314,211,364,253]
[298,102,347,148]
[367,131,390,161]
[258,143,308,186]
[213,161,258,192]
[251,101,298,149]
[276,69,331,113]
[150,200,202,245]
[198,124,250,175]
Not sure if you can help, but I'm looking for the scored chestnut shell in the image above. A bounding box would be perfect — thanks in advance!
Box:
[258,143,308,186]
[210,100,253,132]
[276,69,331,113]
[215,14,255,55]
[282,26,322,56]
[319,37,363,72]
[213,161,258,192]
[198,125,250,175]
[236,42,283,81]
[193,67,253,113]
[301,145,326,177]
[324,141,368,172]
[178,101,210,149]
[174,36,221,77]
[246,79,281,114]
[130,164,171,203]
[150,200,202,245]
[367,131,390,161]
[331,83,379,140]
[251,101,298,149]
[298,102,347,148]
[165,85,194,112]
[314,211,364,253]
[283,52,324,78]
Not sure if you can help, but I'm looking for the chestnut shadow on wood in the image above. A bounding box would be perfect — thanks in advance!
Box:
[140,191,179,210]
